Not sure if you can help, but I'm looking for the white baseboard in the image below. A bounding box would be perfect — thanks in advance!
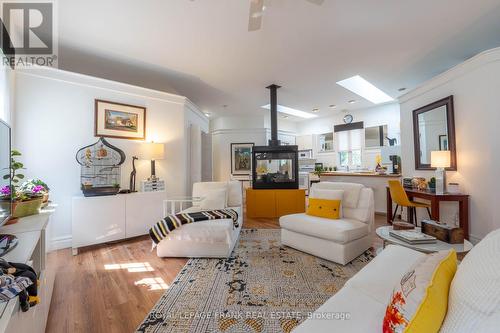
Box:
[50,235,72,251]
[49,233,483,251]
[469,234,481,245]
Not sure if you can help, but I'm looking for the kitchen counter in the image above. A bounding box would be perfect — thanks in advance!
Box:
[311,173,401,213]
[318,172,401,178]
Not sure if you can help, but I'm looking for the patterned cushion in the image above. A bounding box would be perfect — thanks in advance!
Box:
[440,228,500,332]
[383,249,457,333]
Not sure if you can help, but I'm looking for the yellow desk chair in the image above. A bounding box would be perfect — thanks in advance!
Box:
[388,180,431,226]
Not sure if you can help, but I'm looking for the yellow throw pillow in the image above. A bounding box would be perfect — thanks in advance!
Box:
[383,249,458,333]
[306,198,341,219]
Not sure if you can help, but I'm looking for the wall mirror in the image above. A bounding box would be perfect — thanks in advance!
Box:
[365,125,388,148]
[413,96,456,170]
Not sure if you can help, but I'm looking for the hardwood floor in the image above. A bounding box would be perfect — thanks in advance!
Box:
[45,213,388,333]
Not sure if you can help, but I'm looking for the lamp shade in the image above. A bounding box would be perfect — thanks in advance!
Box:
[137,142,164,161]
[431,150,451,168]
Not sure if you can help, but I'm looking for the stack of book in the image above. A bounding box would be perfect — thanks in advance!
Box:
[389,229,437,244]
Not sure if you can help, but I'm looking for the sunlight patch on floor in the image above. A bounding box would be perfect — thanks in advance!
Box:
[134,277,169,290]
[104,262,154,272]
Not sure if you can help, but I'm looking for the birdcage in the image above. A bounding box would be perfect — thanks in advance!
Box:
[75,138,126,197]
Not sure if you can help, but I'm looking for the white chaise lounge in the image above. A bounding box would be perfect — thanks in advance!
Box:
[280,182,375,265]
[156,181,243,258]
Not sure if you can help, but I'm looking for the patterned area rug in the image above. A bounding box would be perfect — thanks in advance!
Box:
[137,229,374,333]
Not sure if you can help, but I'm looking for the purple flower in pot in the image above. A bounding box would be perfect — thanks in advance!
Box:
[32,185,44,194]
[0,186,10,196]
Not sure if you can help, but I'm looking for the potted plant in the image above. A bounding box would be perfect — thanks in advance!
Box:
[20,179,50,207]
[2,150,46,219]
[314,165,324,179]
[428,177,436,191]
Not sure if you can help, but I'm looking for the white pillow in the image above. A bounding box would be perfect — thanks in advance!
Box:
[226,181,242,207]
[439,228,500,333]
[192,182,228,207]
[310,189,344,218]
[327,183,363,208]
[199,189,227,210]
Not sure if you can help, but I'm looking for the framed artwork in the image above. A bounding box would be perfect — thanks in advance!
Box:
[95,99,146,140]
[439,135,448,150]
[231,143,254,175]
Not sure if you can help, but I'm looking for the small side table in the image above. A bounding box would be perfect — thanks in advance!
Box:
[376,226,473,254]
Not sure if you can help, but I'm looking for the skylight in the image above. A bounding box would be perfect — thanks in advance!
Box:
[261,104,318,119]
[336,75,394,104]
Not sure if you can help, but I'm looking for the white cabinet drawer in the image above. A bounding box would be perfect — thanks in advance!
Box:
[71,195,126,248]
[125,191,166,238]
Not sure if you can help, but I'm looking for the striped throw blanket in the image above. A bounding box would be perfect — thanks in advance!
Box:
[149,209,239,244]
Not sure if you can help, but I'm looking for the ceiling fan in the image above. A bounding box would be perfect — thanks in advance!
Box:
[248,0,324,31]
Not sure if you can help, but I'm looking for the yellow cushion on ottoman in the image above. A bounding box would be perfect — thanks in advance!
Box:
[306,198,341,219]
[383,249,457,333]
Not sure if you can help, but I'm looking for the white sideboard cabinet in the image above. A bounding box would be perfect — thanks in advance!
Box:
[72,191,166,254]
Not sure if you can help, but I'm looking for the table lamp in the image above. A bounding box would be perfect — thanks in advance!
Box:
[138,142,165,181]
[431,150,450,194]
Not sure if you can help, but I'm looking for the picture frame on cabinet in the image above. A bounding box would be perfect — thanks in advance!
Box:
[231,143,254,175]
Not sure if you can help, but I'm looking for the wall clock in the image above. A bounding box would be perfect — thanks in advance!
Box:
[343,114,353,124]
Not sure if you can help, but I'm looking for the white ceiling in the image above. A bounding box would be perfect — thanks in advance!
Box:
[57,0,500,120]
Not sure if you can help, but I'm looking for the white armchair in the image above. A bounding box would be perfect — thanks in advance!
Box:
[156,181,243,258]
[280,182,375,265]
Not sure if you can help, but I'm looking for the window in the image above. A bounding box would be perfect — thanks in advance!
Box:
[339,150,361,167]
[336,129,363,168]
[318,132,334,152]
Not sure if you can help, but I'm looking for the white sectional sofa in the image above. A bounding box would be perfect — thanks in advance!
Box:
[156,181,243,258]
[280,182,374,265]
[294,229,500,333]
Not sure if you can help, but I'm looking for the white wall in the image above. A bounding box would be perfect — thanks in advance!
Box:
[184,100,210,189]
[296,103,401,168]
[0,62,15,125]
[211,115,296,181]
[211,104,400,180]
[211,116,267,181]
[13,67,207,249]
[399,47,500,242]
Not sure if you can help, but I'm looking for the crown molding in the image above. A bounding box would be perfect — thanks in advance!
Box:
[211,128,268,136]
[184,98,208,124]
[399,47,500,103]
[16,66,187,105]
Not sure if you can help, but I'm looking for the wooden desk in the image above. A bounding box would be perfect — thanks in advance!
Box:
[386,187,470,239]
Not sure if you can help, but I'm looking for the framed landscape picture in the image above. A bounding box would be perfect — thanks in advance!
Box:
[231,143,254,175]
[95,99,146,140]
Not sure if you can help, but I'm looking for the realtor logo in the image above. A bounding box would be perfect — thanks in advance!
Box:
[0,1,58,67]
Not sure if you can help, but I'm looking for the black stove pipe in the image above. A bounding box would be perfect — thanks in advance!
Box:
[266,84,281,146]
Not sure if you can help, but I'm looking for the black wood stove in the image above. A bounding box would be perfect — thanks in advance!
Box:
[252,84,299,189]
